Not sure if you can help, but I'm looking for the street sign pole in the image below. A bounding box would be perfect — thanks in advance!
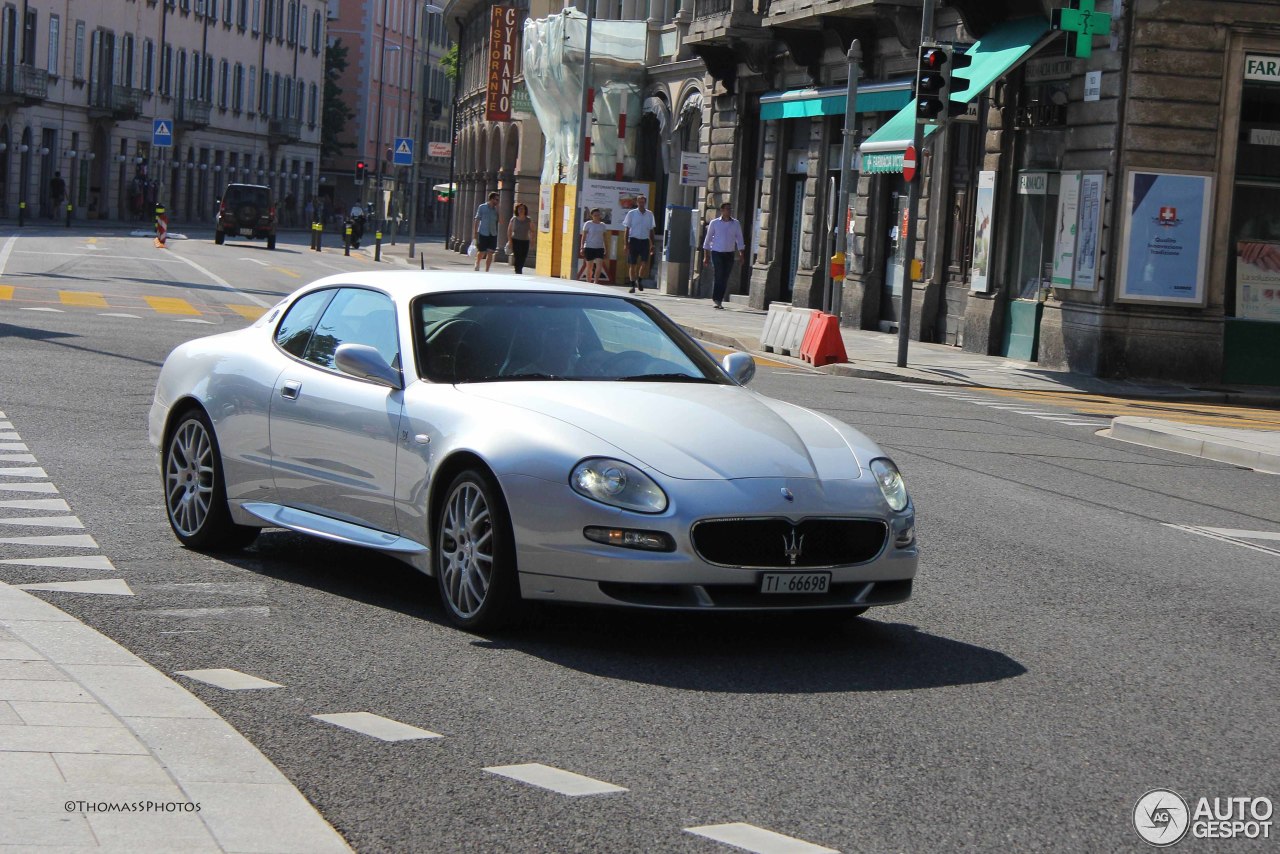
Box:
[829,39,861,321]
[897,0,937,369]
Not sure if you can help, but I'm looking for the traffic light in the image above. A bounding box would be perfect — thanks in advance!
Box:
[354,160,367,186]
[915,44,952,123]
[949,49,974,113]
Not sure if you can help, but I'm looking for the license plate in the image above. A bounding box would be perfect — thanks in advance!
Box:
[760,572,831,594]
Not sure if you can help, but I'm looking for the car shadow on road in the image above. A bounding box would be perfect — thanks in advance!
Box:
[231,532,1025,695]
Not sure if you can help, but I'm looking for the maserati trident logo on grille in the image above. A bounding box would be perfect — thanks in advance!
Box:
[782,528,805,566]
[781,488,794,501]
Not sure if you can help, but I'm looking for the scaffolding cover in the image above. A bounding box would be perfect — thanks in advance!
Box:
[524,10,647,185]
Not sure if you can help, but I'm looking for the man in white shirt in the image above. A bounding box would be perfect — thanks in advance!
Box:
[701,202,746,309]
[620,196,657,293]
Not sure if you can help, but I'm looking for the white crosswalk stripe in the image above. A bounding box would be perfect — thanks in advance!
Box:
[483,763,627,796]
[685,822,839,853]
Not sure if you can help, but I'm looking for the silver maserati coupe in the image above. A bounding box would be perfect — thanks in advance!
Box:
[150,272,918,629]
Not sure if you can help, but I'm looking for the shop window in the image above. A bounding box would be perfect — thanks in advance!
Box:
[1228,70,1280,323]
[947,121,980,277]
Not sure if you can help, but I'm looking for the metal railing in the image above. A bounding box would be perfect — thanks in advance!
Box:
[268,117,302,141]
[177,99,212,126]
[694,0,732,18]
[89,83,143,118]
[0,65,50,101]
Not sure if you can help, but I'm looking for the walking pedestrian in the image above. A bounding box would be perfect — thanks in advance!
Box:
[473,192,500,272]
[506,202,533,274]
[580,208,609,285]
[620,196,656,293]
[49,172,66,220]
[701,202,746,309]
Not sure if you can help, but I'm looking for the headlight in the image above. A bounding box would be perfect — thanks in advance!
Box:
[869,458,909,512]
[570,458,668,514]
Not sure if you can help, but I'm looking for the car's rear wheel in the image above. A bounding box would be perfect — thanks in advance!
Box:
[434,468,519,630]
[214,228,225,245]
[163,409,258,551]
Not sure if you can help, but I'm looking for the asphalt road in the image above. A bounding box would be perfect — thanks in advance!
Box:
[1,227,1277,852]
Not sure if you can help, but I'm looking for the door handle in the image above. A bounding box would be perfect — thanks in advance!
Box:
[280,381,301,400]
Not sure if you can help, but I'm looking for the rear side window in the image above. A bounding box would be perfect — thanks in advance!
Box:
[274,289,335,357]
[223,185,270,207]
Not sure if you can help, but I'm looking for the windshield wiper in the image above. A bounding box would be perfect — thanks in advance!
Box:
[617,373,711,383]
[458,372,564,383]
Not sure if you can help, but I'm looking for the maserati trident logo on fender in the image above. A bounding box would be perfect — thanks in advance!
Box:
[781,488,794,502]
[782,528,805,566]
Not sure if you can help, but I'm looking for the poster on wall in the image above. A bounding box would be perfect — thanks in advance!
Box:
[970,171,996,293]
[538,185,552,233]
[580,179,653,230]
[1236,240,1280,322]
[1051,171,1082,287]
[1073,171,1106,291]
[1117,170,1213,306]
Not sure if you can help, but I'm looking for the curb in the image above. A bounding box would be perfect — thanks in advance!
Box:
[1107,417,1280,474]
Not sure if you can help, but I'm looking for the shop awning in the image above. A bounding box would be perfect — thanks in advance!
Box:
[858,15,1052,174]
[759,80,913,121]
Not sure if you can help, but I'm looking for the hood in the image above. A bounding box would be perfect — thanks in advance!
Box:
[459,382,865,481]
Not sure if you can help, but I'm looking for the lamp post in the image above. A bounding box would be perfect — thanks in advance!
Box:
[373,0,400,250]
[409,3,445,260]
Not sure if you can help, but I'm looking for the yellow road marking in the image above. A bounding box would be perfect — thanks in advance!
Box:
[976,387,1280,431]
[59,290,109,308]
[0,285,12,301]
[86,237,98,244]
[269,266,301,278]
[144,296,201,316]
[703,343,795,370]
[227,304,266,321]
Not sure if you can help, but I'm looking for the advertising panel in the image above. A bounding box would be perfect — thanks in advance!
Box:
[485,6,517,122]
[580,179,653,230]
[1073,171,1105,291]
[1236,241,1280,322]
[1117,171,1213,306]
[970,171,996,293]
[1051,171,1082,287]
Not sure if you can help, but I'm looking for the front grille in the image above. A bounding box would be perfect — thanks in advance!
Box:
[691,517,889,568]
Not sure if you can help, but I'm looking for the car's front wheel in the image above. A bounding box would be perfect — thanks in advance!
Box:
[163,409,258,551]
[434,469,519,630]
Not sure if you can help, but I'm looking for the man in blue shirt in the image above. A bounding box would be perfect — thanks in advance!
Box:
[473,192,500,272]
[701,203,746,309]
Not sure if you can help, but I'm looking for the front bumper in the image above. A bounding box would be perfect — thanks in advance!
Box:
[502,474,918,611]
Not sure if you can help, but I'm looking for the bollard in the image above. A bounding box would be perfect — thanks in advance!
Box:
[374,230,382,263]
[65,203,72,228]
[344,223,352,257]
[420,254,425,270]
[154,205,168,249]
[314,222,323,252]
[17,200,25,227]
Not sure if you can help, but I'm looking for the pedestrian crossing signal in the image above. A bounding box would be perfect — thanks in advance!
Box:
[354,161,367,186]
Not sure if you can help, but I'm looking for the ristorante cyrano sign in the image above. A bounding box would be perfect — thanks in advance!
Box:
[486,6,518,122]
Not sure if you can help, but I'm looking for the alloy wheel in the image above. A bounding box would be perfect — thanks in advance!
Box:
[439,481,494,619]
[165,419,215,537]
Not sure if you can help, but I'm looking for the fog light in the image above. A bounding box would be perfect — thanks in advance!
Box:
[895,525,915,548]
[583,526,676,552]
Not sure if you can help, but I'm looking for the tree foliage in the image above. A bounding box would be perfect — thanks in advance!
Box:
[322,39,356,159]
[440,43,458,81]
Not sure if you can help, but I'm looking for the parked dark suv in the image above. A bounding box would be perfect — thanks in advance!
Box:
[215,183,277,249]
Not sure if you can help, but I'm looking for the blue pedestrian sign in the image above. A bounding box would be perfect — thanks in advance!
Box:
[152,118,174,148]
[392,137,414,166]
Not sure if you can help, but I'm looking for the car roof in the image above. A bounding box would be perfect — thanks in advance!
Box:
[294,270,632,303]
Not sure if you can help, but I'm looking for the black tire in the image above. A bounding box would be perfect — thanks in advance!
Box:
[266,234,277,250]
[434,468,520,630]
[214,229,225,245]
[163,408,258,551]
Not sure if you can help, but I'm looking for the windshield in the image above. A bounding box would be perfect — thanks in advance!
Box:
[412,291,726,384]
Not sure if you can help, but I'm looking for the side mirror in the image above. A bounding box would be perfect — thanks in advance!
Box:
[721,351,756,385]
[335,343,402,389]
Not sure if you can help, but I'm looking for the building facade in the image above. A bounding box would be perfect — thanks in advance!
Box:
[0,0,324,225]
[681,0,1280,385]
[322,0,452,235]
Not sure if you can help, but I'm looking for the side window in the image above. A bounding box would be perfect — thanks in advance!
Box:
[274,289,334,357]
[303,289,399,372]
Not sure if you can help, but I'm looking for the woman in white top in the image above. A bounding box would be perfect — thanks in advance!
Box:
[579,208,609,285]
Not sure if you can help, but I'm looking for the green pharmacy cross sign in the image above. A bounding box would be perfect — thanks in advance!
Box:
[1052,0,1112,59]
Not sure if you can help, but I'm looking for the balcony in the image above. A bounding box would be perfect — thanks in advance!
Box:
[0,65,50,105]
[176,99,212,128]
[88,84,144,120]
[686,0,764,45]
[268,117,301,143]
